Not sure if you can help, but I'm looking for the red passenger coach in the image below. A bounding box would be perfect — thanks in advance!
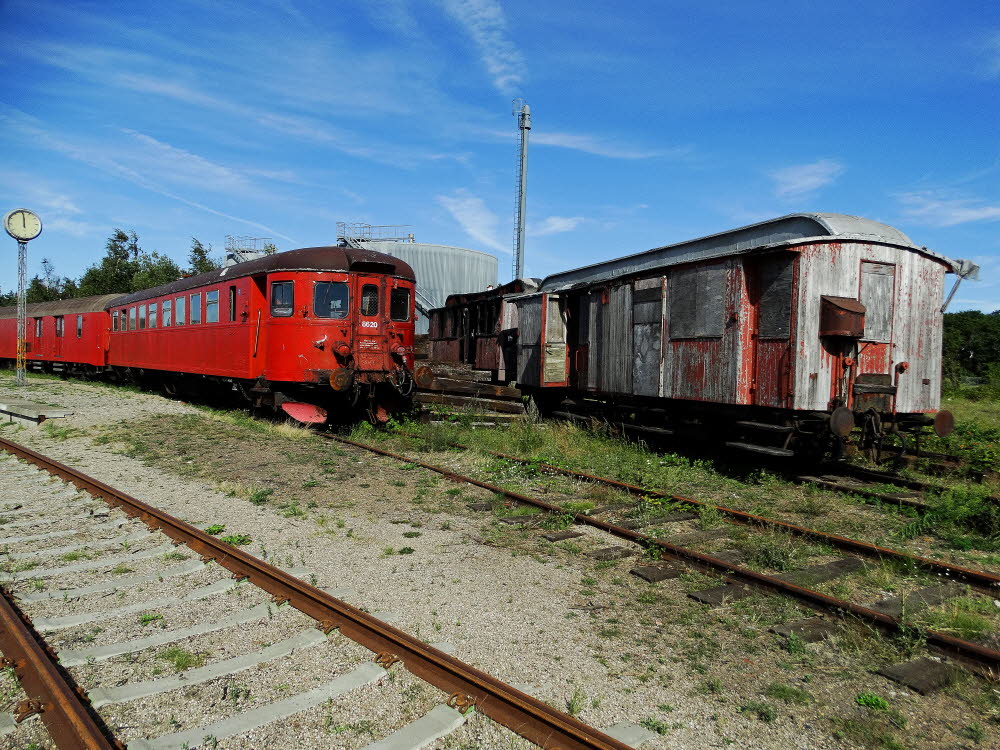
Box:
[0,295,121,374]
[107,246,417,422]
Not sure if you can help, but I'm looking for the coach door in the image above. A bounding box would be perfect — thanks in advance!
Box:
[857,262,895,375]
[53,316,65,359]
[355,275,389,371]
[749,254,795,408]
[541,293,569,386]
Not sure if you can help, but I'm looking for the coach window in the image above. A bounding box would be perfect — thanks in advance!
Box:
[55,316,64,337]
[206,290,219,323]
[390,288,410,321]
[175,296,186,325]
[270,281,293,317]
[758,255,794,339]
[138,305,147,330]
[190,293,202,324]
[112,310,119,332]
[163,299,172,327]
[228,286,237,322]
[76,315,83,338]
[668,264,726,339]
[128,307,136,331]
[314,281,349,318]
[360,284,379,316]
[35,318,42,338]
[149,302,158,328]
[860,262,894,342]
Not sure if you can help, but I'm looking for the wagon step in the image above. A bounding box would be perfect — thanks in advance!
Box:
[724,441,794,457]
[734,421,793,433]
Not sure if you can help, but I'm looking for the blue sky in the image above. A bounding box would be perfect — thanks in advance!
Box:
[1,0,998,310]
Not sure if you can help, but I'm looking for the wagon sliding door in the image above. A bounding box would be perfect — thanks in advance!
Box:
[541,293,569,387]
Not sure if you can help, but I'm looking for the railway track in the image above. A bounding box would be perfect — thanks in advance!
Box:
[324,432,1000,687]
[0,437,642,750]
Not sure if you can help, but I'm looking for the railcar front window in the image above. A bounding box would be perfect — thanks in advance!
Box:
[361,284,379,316]
[76,315,83,338]
[163,299,172,327]
[390,288,410,321]
[314,281,349,318]
[175,296,185,325]
[190,293,202,324]
[206,290,219,323]
[271,281,294,317]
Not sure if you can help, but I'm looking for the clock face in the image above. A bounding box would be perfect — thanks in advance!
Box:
[4,209,42,242]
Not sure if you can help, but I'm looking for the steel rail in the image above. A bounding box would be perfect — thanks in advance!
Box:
[0,437,633,750]
[0,586,117,750]
[325,434,1000,673]
[396,433,1000,592]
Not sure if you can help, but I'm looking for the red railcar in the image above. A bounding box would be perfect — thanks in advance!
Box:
[1,246,418,423]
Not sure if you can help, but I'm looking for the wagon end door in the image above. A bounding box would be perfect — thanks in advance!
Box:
[541,293,569,387]
[853,261,896,411]
[354,274,389,371]
[748,254,795,408]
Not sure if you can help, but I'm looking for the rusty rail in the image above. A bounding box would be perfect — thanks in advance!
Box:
[395,433,1000,592]
[0,586,117,749]
[0,437,633,750]
[326,434,1000,673]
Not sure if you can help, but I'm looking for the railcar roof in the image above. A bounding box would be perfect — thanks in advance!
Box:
[110,246,416,307]
[0,293,125,320]
[538,213,975,293]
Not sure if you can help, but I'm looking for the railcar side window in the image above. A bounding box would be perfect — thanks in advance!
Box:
[138,305,147,330]
[76,315,83,338]
[175,296,186,325]
[314,282,349,318]
[149,302,158,328]
[128,307,136,331]
[390,288,410,321]
[55,316,64,337]
[668,264,725,338]
[270,281,294,317]
[758,255,794,339]
[112,311,119,332]
[163,299,172,327]
[35,318,42,337]
[360,284,379,316]
[206,290,219,323]
[190,293,202,324]
[860,262,894,342]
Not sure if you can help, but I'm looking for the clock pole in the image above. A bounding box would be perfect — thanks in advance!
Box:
[15,240,27,386]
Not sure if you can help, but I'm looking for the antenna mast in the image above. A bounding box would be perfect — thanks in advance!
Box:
[511,98,531,280]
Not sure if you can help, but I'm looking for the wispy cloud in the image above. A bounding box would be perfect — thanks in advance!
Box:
[436,189,508,253]
[981,30,1000,77]
[1,109,297,243]
[530,216,585,236]
[530,131,688,160]
[439,0,526,94]
[770,159,845,198]
[897,191,1000,226]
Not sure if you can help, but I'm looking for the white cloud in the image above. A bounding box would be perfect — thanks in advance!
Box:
[439,0,526,94]
[529,216,585,236]
[983,30,1000,77]
[897,191,1000,226]
[770,159,845,199]
[436,189,508,253]
[531,131,686,160]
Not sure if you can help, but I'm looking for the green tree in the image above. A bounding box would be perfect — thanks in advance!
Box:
[188,238,221,274]
[77,229,143,296]
[24,258,77,302]
[262,242,278,255]
[942,310,1000,382]
[132,251,182,291]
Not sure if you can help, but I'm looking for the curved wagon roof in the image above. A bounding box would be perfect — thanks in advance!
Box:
[539,213,977,293]
[0,293,125,320]
[111,246,416,307]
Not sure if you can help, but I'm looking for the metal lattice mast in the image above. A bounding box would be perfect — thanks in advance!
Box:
[511,99,531,281]
[15,241,26,385]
